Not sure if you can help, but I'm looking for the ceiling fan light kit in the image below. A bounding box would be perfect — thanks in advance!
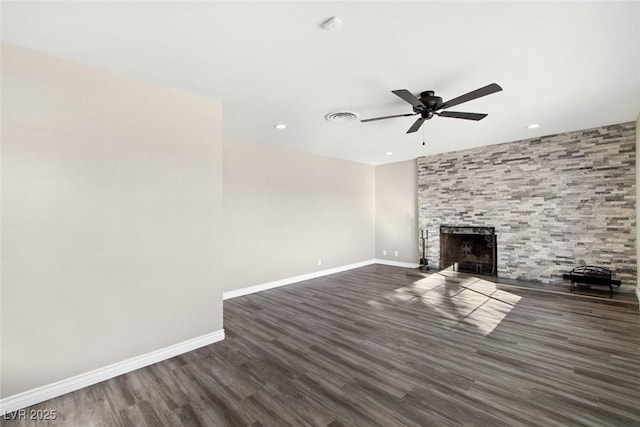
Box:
[362,83,503,134]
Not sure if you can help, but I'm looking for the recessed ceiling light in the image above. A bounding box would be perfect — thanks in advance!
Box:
[527,123,540,129]
[385,152,393,156]
[274,124,287,130]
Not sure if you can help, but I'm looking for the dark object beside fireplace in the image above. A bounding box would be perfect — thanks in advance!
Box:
[563,266,621,298]
[440,225,497,276]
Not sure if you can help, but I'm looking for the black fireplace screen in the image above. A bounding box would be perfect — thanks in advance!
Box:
[440,226,497,276]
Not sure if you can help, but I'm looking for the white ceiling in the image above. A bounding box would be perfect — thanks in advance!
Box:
[2,1,639,165]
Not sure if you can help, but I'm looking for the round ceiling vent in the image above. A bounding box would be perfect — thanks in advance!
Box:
[325,111,359,122]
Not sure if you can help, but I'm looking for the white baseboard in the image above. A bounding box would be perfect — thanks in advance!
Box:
[0,329,225,415]
[223,259,377,300]
[222,259,424,300]
[374,259,421,269]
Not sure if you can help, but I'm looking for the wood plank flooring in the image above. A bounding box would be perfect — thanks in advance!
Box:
[408,267,639,309]
[4,265,640,426]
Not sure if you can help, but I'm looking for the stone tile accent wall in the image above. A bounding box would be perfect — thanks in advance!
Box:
[417,122,636,286]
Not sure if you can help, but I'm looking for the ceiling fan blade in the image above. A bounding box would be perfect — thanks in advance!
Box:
[407,117,426,134]
[437,111,488,121]
[360,113,417,123]
[392,89,425,108]
[439,83,502,110]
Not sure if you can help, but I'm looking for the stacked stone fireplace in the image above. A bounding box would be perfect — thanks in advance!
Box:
[417,121,636,287]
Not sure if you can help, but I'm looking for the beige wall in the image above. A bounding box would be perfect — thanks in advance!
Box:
[374,159,419,264]
[223,140,375,291]
[1,43,224,397]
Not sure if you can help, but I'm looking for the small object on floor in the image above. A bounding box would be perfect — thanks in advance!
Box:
[419,229,430,271]
[562,265,621,298]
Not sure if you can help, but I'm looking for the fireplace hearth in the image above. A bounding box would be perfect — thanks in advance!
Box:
[440,225,497,276]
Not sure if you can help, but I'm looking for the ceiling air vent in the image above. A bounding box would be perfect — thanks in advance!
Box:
[325,111,359,122]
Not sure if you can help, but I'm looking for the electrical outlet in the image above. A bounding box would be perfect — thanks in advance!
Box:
[382,249,387,256]
[394,251,399,257]
[317,259,322,266]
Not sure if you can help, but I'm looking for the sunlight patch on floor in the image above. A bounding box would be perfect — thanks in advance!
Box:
[383,273,522,336]
[422,302,461,321]
[466,278,499,294]
[463,297,519,335]
[366,300,386,311]
[411,277,445,293]
[385,287,418,303]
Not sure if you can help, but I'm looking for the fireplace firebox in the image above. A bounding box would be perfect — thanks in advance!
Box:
[440,225,497,276]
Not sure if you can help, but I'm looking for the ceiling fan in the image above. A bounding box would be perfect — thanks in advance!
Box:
[361,83,503,134]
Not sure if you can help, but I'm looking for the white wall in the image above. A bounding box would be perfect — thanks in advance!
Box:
[1,43,224,398]
[375,159,419,265]
[223,139,375,292]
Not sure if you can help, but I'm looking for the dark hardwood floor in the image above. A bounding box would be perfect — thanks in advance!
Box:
[408,267,640,309]
[5,265,640,426]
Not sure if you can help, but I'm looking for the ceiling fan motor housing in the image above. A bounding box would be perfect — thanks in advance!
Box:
[415,91,442,118]
[419,91,443,109]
